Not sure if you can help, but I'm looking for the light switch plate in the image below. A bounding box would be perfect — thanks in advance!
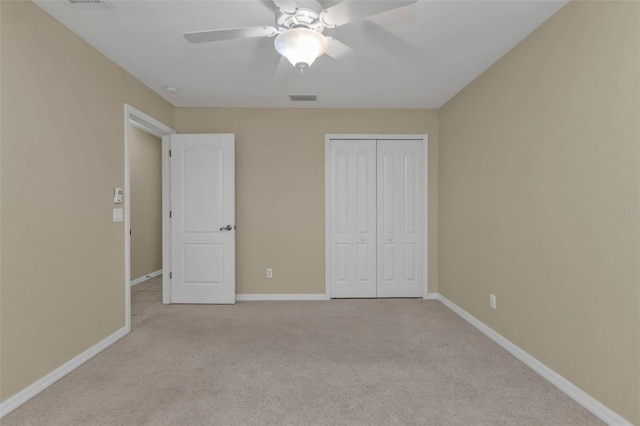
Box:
[113,208,124,222]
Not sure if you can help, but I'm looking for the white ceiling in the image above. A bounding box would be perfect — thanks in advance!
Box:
[33,0,567,108]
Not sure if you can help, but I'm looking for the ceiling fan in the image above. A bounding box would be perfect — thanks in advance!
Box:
[184,0,417,72]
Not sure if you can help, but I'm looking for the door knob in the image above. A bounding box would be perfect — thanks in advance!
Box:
[219,225,235,231]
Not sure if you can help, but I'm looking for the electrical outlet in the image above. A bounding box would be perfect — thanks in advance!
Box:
[490,294,497,310]
[266,268,273,279]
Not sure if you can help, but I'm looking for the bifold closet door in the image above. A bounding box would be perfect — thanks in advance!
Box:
[377,140,423,297]
[328,140,377,298]
[328,138,423,298]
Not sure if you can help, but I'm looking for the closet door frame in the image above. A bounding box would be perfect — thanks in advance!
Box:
[324,134,429,299]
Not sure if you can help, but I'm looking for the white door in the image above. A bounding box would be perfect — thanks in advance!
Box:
[327,137,423,298]
[170,134,235,304]
[328,140,377,298]
[377,140,423,297]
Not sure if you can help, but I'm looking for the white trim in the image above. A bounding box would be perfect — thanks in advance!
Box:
[161,135,171,305]
[236,294,330,301]
[130,269,162,286]
[325,134,428,141]
[127,114,173,139]
[124,104,175,330]
[0,326,128,418]
[324,138,331,298]
[422,136,429,299]
[324,134,429,299]
[129,118,154,134]
[423,292,439,300]
[437,294,632,426]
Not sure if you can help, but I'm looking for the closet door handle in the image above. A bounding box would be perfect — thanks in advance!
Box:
[219,225,235,231]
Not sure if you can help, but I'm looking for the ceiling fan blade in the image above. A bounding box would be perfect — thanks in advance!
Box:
[358,20,424,61]
[367,1,416,27]
[296,0,324,12]
[320,0,417,28]
[249,37,283,82]
[184,26,278,44]
[272,0,298,14]
[325,37,354,59]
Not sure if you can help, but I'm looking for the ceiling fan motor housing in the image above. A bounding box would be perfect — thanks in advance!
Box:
[276,8,325,33]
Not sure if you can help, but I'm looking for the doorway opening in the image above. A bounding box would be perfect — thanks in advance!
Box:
[124,105,175,331]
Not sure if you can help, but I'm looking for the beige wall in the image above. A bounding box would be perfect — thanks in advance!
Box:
[438,1,639,423]
[3,0,637,421]
[174,108,438,295]
[129,125,162,280]
[0,1,174,401]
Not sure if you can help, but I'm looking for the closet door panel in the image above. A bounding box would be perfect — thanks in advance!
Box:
[329,140,377,298]
[377,140,423,297]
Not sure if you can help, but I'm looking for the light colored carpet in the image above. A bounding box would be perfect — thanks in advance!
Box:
[2,300,601,425]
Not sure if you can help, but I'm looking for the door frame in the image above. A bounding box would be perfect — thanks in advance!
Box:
[324,134,429,299]
[124,104,175,331]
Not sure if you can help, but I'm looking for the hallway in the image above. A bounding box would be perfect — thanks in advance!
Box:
[131,276,163,327]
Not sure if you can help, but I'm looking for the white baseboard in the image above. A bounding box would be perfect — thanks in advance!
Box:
[236,294,329,301]
[423,292,439,300]
[130,269,162,286]
[436,294,631,426]
[0,325,129,418]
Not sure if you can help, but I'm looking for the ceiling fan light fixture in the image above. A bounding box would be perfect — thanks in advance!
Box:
[274,27,328,71]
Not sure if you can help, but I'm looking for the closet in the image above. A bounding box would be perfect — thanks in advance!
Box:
[326,136,426,298]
